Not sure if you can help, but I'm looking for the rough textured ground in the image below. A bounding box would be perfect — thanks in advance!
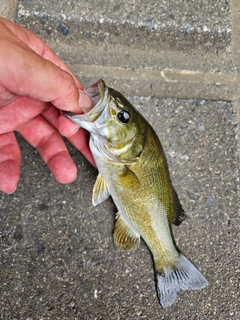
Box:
[1,98,239,319]
[15,0,233,73]
[0,0,240,319]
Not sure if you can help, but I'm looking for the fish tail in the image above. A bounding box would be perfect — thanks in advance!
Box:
[155,253,208,308]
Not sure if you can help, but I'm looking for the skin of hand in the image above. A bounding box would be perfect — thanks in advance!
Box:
[0,17,95,194]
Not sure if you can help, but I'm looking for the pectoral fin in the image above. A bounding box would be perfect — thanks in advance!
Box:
[92,173,110,206]
[172,188,187,226]
[114,213,140,251]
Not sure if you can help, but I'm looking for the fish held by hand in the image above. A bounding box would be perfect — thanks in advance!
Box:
[64,79,208,308]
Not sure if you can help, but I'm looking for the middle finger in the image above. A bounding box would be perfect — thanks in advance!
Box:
[17,115,77,184]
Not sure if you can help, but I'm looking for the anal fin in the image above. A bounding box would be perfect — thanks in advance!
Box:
[114,213,140,251]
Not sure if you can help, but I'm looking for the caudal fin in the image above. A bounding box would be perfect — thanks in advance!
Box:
[155,254,208,308]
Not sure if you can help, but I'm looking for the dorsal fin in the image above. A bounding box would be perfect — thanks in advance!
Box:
[172,188,187,226]
[92,173,110,206]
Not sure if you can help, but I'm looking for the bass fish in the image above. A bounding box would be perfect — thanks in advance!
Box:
[64,80,208,308]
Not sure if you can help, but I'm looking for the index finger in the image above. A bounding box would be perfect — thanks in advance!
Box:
[1,18,80,85]
[0,18,92,113]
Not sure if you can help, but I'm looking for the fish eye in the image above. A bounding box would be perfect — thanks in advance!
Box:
[117,110,130,124]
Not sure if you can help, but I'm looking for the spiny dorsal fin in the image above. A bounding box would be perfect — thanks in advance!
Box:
[172,188,187,226]
[92,173,110,206]
[114,213,140,251]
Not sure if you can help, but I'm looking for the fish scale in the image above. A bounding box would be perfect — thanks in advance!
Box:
[64,79,208,308]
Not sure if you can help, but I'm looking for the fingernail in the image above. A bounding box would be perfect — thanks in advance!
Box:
[6,185,17,194]
[59,114,80,137]
[78,89,93,110]
[66,126,79,137]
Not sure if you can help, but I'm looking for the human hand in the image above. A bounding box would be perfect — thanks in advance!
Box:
[0,17,94,194]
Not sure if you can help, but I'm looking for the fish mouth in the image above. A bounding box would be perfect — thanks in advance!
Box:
[84,79,106,109]
[64,79,108,127]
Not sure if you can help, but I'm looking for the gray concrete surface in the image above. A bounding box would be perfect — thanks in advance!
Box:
[16,0,233,74]
[0,0,240,319]
[17,0,232,52]
[14,0,240,103]
[1,99,239,319]
[0,0,18,20]
[67,63,240,102]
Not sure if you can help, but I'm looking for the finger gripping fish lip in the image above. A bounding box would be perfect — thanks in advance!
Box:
[63,80,109,128]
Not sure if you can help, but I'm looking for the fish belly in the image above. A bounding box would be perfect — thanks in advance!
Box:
[91,140,208,308]
[94,155,179,270]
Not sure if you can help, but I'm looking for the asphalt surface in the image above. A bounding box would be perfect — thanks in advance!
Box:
[1,98,239,319]
[0,0,240,319]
